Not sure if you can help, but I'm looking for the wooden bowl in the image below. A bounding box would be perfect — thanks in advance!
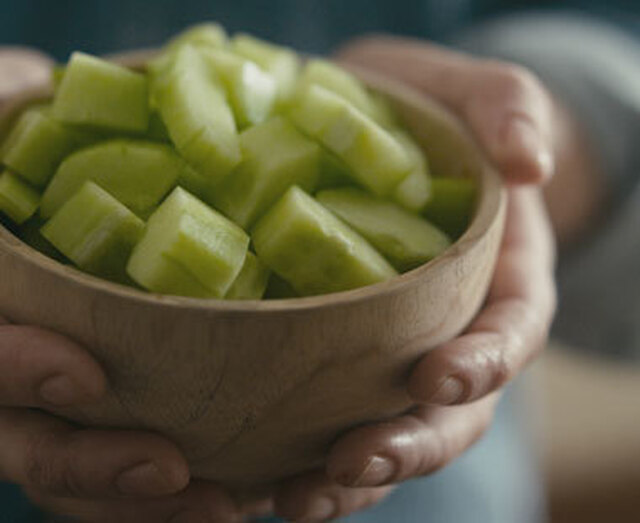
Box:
[0,60,506,490]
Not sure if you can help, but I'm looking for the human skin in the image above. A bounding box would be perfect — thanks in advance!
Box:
[0,36,602,522]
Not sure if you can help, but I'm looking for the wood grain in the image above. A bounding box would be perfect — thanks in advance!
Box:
[0,59,506,490]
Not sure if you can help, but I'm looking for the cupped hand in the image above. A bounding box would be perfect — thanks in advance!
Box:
[271,36,557,521]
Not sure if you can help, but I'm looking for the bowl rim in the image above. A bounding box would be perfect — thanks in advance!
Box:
[0,61,505,315]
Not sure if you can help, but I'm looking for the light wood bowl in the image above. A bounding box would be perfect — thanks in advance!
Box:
[0,58,506,491]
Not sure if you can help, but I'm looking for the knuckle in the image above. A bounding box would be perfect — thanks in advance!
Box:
[484,60,545,100]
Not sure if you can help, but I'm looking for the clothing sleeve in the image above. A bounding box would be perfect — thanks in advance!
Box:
[452,12,640,360]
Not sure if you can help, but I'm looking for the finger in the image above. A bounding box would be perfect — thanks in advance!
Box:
[337,36,555,183]
[24,481,239,523]
[327,394,499,488]
[409,189,556,405]
[0,48,53,103]
[0,408,190,499]
[274,471,394,522]
[0,325,106,407]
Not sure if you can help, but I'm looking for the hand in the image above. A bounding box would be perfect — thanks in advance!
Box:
[270,36,557,521]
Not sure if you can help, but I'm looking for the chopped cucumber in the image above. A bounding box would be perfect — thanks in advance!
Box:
[0,171,40,224]
[316,150,356,191]
[317,188,451,272]
[151,45,241,182]
[146,111,171,142]
[225,252,270,300]
[298,59,380,121]
[231,34,300,105]
[264,273,299,299]
[203,49,277,128]
[392,130,432,213]
[212,117,320,229]
[41,181,144,283]
[253,186,397,296]
[53,52,149,133]
[127,187,249,298]
[41,140,182,219]
[288,84,413,196]
[166,22,228,52]
[423,177,477,239]
[19,217,68,263]
[1,106,89,187]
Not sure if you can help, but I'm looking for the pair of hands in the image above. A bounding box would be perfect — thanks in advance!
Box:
[0,37,557,522]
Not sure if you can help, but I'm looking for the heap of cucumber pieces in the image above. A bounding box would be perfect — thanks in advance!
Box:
[0,23,476,300]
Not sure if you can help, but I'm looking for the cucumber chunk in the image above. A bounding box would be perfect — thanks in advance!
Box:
[225,252,270,300]
[231,34,300,105]
[41,140,182,219]
[264,273,299,299]
[19,217,68,263]
[127,187,249,298]
[0,171,40,224]
[253,186,397,296]
[317,188,451,272]
[423,177,477,239]
[146,111,171,142]
[203,49,277,128]
[298,59,380,121]
[1,107,88,187]
[151,45,241,182]
[392,130,432,213]
[52,52,149,133]
[289,84,413,196]
[212,117,320,229]
[41,181,144,283]
[166,22,228,52]
[316,150,356,191]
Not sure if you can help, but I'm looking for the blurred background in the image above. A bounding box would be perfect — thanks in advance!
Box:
[1,1,639,522]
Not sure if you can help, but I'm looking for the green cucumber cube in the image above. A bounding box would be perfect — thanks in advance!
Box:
[317,188,451,272]
[204,49,277,128]
[298,59,380,121]
[18,217,68,263]
[264,273,299,299]
[423,177,477,239]
[127,187,249,298]
[253,186,397,296]
[316,150,356,191]
[151,45,241,182]
[225,252,270,300]
[392,130,432,213]
[213,117,320,229]
[40,140,182,219]
[231,34,300,105]
[146,111,171,142]
[166,23,228,52]
[288,84,413,196]
[0,171,40,224]
[1,107,86,187]
[41,181,144,282]
[52,52,149,133]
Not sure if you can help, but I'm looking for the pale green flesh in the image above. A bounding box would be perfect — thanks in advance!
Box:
[392,130,432,213]
[213,117,321,229]
[231,34,300,105]
[203,50,278,129]
[52,52,149,133]
[127,187,249,298]
[0,171,40,224]
[253,186,397,296]
[1,107,88,187]
[152,45,241,182]
[317,188,451,272]
[298,60,380,121]
[41,140,182,219]
[423,177,477,239]
[41,181,144,283]
[165,22,228,52]
[288,84,413,196]
[225,252,270,300]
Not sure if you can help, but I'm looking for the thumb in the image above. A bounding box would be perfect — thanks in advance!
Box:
[0,47,53,106]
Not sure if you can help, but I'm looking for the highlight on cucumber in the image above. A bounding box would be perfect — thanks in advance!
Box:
[0,22,477,300]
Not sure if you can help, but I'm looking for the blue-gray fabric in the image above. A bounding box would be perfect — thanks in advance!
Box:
[1,1,639,521]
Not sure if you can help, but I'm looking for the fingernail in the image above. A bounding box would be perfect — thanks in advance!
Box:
[429,376,465,405]
[353,455,396,487]
[301,496,335,521]
[39,375,82,406]
[504,117,554,181]
[116,461,184,497]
